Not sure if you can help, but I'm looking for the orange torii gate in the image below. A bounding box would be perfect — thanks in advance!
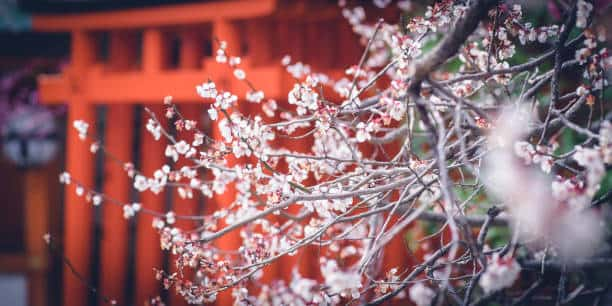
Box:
[33,1,413,305]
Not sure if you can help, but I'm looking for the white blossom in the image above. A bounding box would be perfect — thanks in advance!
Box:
[281,55,291,66]
[59,172,71,184]
[373,0,391,8]
[75,185,84,196]
[165,145,178,162]
[166,211,176,225]
[73,120,89,140]
[479,254,521,293]
[134,175,148,192]
[246,90,265,103]
[196,82,218,99]
[208,107,218,121]
[233,69,246,80]
[576,0,593,28]
[145,119,161,140]
[321,260,362,298]
[92,194,102,206]
[123,205,135,219]
[409,283,435,306]
[174,140,190,155]
[576,85,589,97]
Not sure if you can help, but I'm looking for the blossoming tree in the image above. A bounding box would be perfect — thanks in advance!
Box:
[56,0,611,305]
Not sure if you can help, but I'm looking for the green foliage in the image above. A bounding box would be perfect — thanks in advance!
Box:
[404,228,421,254]
[486,226,511,249]
[596,170,612,199]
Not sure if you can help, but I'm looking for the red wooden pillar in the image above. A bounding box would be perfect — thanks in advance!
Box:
[179,28,203,69]
[99,105,133,304]
[306,20,335,69]
[213,20,240,56]
[243,17,282,286]
[380,138,422,304]
[210,119,240,306]
[278,124,319,281]
[98,31,138,305]
[168,34,203,306]
[245,19,274,67]
[135,28,169,306]
[142,28,169,74]
[63,30,96,306]
[168,105,199,306]
[134,105,167,305]
[24,169,49,306]
[211,19,243,306]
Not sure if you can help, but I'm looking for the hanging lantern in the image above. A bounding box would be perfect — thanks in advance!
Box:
[1,105,59,168]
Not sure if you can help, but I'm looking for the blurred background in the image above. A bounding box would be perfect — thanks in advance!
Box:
[0,1,610,306]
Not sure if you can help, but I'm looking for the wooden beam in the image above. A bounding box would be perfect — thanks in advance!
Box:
[32,0,276,32]
[37,66,285,104]
[0,254,30,272]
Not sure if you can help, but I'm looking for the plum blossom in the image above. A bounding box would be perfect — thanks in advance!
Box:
[207,107,218,121]
[373,0,391,8]
[341,6,365,26]
[215,41,227,63]
[233,69,246,80]
[378,268,401,294]
[165,211,176,225]
[146,118,162,140]
[215,92,238,110]
[513,141,555,173]
[73,120,89,140]
[281,55,291,66]
[409,283,435,306]
[174,140,190,155]
[321,260,362,298]
[165,145,178,162]
[485,109,604,258]
[355,122,372,143]
[288,84,319,115]
[573,146,605,198]
[89,142,99,153]
[479,254,520,294]
[397,0,413,11]
[123,204,136,219]
[246,90,264,103]
[196,81,218,99]
[92,194,102,206]
[388,98,406,121]
[59,172,71,184]
[262,99,277,117]
[229,56,241,66]
[576,0,593,28]
[576,85,590,97]
[75,185,84,196]
[290,273,320,303]
[286,62,311,79]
